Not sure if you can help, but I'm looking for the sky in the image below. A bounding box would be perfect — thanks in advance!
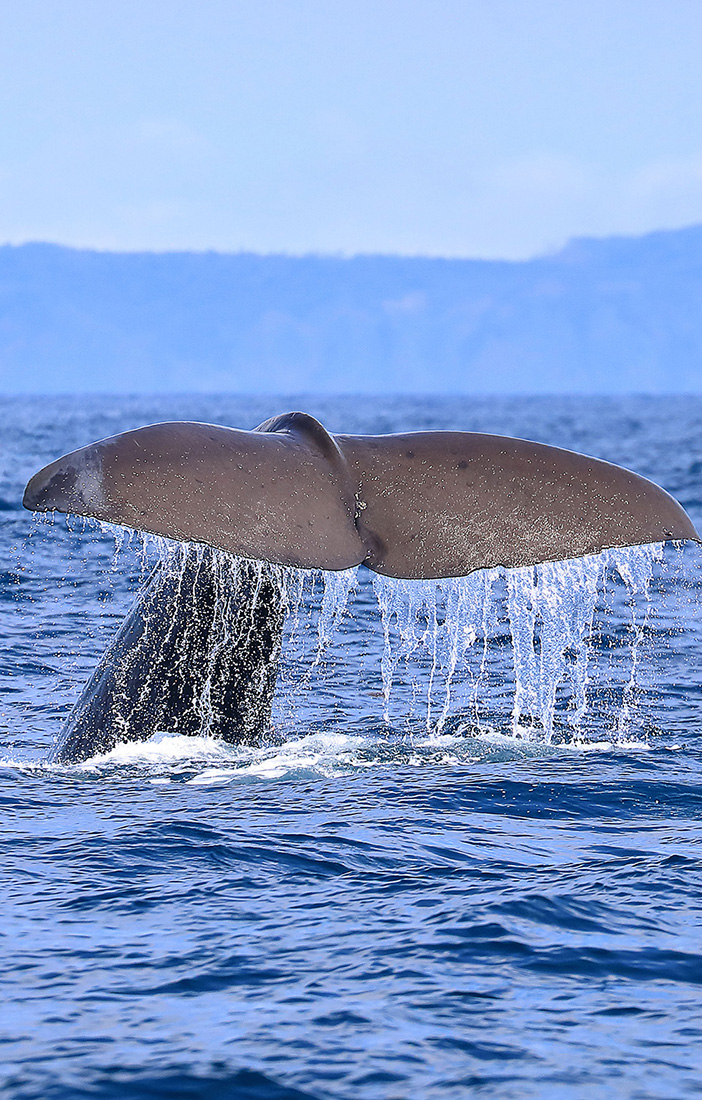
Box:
[2,0,702,259]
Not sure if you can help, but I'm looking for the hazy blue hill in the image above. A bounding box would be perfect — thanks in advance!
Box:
[1,226,702,393]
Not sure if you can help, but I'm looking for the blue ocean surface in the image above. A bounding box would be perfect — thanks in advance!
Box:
[2,394,702,1100]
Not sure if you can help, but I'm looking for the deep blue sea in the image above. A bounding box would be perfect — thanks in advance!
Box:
[3,395,702,1100]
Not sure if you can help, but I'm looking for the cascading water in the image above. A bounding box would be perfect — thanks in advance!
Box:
[95,529,669,747]
[371,569,501,732]
[370,544,666,743]
[20,518,678,752]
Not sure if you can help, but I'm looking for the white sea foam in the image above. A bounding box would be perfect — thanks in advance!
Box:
[53,727,377,781]
[11,712,656,785]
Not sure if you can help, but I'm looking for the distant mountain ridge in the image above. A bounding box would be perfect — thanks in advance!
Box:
[2,226,702,393]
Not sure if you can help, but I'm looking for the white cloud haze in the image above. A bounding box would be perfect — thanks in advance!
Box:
[2,0,702,257]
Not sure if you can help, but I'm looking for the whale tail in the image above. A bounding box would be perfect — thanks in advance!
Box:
[23,412,698,579]
[24,413,698,762]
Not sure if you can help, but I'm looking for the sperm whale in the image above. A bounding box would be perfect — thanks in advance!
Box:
[23,412,698,763]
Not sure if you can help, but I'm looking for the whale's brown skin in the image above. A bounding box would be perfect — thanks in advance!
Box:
[23,412,699,579]
[338,431,699,578]
[24,414,365,572]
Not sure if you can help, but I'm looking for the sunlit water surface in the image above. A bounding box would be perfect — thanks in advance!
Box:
[2,395,702,1100]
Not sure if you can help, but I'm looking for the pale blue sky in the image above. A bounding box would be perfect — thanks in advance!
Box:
[2,0,702,258]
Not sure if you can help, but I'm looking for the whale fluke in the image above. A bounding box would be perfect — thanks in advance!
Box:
[337,430,698,577]
[23,412,698,579]
[24,412,699,763]
[23,414,365,572]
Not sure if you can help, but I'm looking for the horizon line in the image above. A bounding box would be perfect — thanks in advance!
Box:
[3,221,702,264]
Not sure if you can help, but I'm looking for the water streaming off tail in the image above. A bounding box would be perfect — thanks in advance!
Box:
[15,519,683,750]
[371,568,500,731]
[145,538,670,745]
[368,543,666,742]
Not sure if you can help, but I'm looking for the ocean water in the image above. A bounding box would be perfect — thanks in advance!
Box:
[2,394,702,1100]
